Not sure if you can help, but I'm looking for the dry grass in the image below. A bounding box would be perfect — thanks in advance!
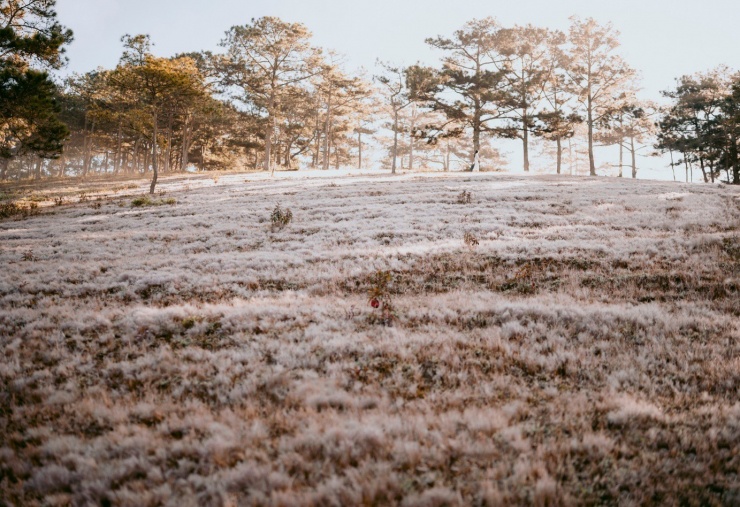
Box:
[0,172,738,506]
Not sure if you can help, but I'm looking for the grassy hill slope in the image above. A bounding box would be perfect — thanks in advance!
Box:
[1,171,738,505]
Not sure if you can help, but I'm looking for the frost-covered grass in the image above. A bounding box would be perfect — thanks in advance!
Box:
[1,170,739,506]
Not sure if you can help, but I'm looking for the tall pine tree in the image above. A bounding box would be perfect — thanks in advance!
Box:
[0,0,73,177]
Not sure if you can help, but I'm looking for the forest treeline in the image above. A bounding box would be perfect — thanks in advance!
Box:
[2,0,739,192]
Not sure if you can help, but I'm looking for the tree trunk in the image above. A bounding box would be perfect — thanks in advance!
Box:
[0,157,8,180]
[266,91,275,175]
[335,139,340,169]
[699,157,707,183]
[274,131,282,170]
[133,139,140,174]
[409,115,415,171]
[556,137,562,175]
[473,55,482,156]
[409,133,415,171]
[121,148,128,175]
[392,110,399,174]
[568,138,573,175]
[58,152,66,178]
[82,116,89,177]
[114,121,123,175]
[473,104,481,154]
[33,158,42,180]
[684,157,689,183]
[522,110,530,172]
[181,114,192,172]
[149,111,158,194]
[323,93,332,171]
[358,131,362,169]
[312,111,321,168]
[284,141,292,168]
[142,141,149,175]
[630,136,637,179]
[731,130,740,184]
[618,140,623,178]
[587,92,596,176]
[83,117,95,178]
[164,116,173,173]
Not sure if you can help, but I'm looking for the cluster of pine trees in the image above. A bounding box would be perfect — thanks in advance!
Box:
[657,68,740,184]
[2,1,739,189]
[1,0,72,178]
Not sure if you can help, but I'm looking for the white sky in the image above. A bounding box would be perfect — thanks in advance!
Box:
[54,0,740,178]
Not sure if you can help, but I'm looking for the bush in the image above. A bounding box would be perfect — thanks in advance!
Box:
[0,201,39,219]
[131,196,177,207]
[131,196,153,207]
[463,231,480,249]
[368,270,396,326]
[270,203,293,230]
[457,190,472,204]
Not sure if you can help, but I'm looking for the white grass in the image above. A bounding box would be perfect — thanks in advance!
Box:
[0,170,738,505]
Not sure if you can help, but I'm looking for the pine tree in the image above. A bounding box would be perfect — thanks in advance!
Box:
[110,35,209,192]
[0,0,73,176]
[375,61,414,174]
[420,18,515,167]
[218,17,320,174]
[496,25,554,172]
[536,35,582,175]
[564,17,635,176]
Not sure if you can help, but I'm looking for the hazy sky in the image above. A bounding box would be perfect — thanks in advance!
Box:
[56,0,740,102]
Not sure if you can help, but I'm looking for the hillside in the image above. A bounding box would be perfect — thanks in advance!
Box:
[1,171,738,506]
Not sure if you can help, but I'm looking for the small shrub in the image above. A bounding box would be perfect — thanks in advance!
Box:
[368,270,396,325]
[131,196,153,207]
[181,316,201,330]
[79,192,89,203]
[463,231,480,249]
[0,201,39,219]
[344,305,357,320]
[270,203,293,230]
[3,201,21,216]
[131,196,176,207]
[54,196,65,206]
[22,250,36,261]
[457,190,472,204]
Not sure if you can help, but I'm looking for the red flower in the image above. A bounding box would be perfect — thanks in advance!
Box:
[370,298,380,309]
